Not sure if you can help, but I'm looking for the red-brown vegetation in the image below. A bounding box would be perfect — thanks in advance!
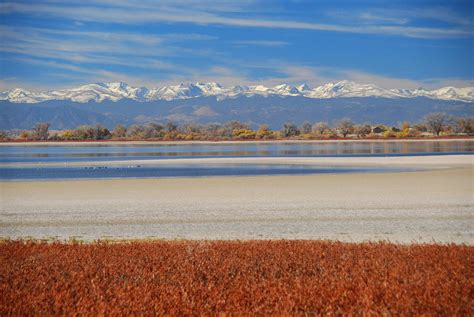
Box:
[1,240,472,315]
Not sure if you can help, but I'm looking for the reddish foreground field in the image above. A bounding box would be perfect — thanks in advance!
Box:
[1,240,472,315]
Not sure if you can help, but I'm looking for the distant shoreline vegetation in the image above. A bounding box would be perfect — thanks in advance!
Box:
[1,113,472,142]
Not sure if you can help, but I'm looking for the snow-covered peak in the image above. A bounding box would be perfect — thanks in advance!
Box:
[391,86,474,102]
[46,82,145,102]
[297,84,311,92]
[424,86,474,102]
[195,82,225,96]
[272,84,300,95]
[0,88,51,103]
[147,82,204,101]
[307,80,402,99]
[1,81,473,103]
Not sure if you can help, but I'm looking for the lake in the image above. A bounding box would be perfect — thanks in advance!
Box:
[0,140,472,180]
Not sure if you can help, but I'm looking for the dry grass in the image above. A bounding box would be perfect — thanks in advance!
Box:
[1,240,472,315]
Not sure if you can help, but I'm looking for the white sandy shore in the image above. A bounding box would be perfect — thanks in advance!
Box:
[1,162,472,243]
[2,154,472,168]
[1,138,473,146]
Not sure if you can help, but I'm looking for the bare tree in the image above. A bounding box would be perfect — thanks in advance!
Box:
[335,118,354,138]
[413,123,428,132]
[353,124,372,138]
[32,123,50,140]
[424,112,450,136]
[165,121,177,133]
[203,123,222,138]
[181,123,202,135]
[223,121,250,138]
[92,124,111,140]
[312,122,330,135]
[76,125,95,140]
[112,124,127,138]
[300,121,312,134]
[454,117,473,134]
[282,122,300,137]
[126,125,145,138]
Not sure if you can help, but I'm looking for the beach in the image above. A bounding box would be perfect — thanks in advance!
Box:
[1,155,472,243]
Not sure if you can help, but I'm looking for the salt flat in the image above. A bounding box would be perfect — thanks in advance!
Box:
[1,155,472,243]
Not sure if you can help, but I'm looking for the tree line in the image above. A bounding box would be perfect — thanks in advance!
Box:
[2,112,472,141]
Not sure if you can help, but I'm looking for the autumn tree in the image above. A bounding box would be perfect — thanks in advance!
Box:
[233,129,256,139]
[256,124,271,139]
[401,121,410,131]
[222,121,250,138]
[19,131,30,139]
[61,130,75,140]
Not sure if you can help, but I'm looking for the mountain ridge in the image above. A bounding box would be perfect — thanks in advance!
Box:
[2,80,473,103]
[2,94,473,130]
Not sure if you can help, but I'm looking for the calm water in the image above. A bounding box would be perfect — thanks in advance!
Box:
[0,140,472,180]
[0,164,408,180]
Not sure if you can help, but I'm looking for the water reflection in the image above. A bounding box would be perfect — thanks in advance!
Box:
[0,140,472,164]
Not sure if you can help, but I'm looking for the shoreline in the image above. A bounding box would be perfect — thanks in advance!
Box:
[2,154,472,168]
[1,136,473,146]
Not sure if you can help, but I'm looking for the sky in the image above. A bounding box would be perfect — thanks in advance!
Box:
[0,0,473,91]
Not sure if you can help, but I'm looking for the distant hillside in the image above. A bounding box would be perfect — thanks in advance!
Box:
[1,95,473,130]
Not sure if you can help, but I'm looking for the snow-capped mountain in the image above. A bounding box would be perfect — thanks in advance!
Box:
[409,86,474,101]
[307,80,403,99]
[1,80,473,103]
[45,82,150,103]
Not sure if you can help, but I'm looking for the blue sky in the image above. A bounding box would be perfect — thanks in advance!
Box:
[0,0,473,91]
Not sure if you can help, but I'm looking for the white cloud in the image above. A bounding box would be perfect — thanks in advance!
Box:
[1,2,472,39]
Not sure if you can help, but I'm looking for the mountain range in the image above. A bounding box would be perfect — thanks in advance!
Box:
[1,81,473,130]
[2,80,474,103]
